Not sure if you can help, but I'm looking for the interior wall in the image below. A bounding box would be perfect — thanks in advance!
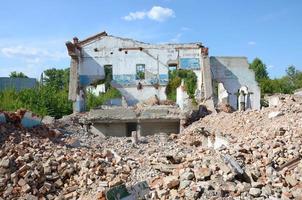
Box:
[210,56,261,110]
[140,121,180,136]
[93,123,127,137]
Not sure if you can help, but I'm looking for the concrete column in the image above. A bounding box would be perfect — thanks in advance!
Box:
[68,58,79,102]
[137,120,142,137]
[74,89,86,112]
[202,52,216,112]
[179,119,186,134]
[131,131,138,145]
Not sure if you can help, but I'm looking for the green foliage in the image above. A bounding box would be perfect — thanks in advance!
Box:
[256,65,302,95]
[0,68,72,118]
[249,58,302,96]
[249,58,269,82]
[0,67,125,118]
[9,71,28,78]
[86,87,121,110]
[43,68,69,91]
[96,65,113,91]
[0,86,72,118]
[165,69,197,101]
[136,64,145,80]
[0,89,23,111]
[136,71,145,80]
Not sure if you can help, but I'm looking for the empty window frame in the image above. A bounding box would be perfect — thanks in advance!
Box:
[136,64,145,80]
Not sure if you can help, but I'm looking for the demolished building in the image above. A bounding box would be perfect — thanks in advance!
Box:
[65,32,260,136]
[66,31,260,112]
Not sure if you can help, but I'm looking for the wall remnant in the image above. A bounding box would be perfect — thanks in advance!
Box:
[217,82,229,105]
[66,31,260,112]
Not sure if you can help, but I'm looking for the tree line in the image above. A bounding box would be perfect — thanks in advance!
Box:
[0,68,120,118]
[249,58,302,95]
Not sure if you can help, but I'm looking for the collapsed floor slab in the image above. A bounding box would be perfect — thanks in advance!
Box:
[85,105,184,137]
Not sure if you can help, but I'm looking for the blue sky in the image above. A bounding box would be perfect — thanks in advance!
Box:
[0,0,301,78]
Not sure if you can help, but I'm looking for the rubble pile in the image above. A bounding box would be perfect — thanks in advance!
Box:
[1,94,302,199]
[173,94,302,199]
[0,112,141,199]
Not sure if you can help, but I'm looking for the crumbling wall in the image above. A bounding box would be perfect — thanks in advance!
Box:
[210,56,260,110]
[79,35,203,104]
[118,86,167,105]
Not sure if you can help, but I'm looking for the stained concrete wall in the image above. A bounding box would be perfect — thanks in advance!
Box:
[92,120,179,137]
[79,35,203,104]
[93,123,127,137]
[210,56,260,110]
[118,85,167,105]
[140,121,179,136]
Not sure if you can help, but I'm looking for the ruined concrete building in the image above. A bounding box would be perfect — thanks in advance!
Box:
[66,31,260,114]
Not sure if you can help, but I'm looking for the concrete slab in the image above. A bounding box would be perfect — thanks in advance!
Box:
[21,112,42,128]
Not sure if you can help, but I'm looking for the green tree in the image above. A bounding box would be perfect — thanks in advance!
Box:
[249,58,269,82]
[285,65,302,91]
[286,65,298,78]
[43,68,69,91]
[9,71,28,78]
[166,69,197,101]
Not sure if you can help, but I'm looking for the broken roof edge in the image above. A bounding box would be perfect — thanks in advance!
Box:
[210,56,248,59]
[74,31,203,48]
[78,31,108,46]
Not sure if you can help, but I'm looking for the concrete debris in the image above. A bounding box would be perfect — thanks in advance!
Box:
[1,109,41,128]
[268,111,284,119]
[21,111,42,128]
[1,94,302,199]
[216,103,234,113]
[222,154,244,175]
[42,116,55,125]
[0,113,6,123]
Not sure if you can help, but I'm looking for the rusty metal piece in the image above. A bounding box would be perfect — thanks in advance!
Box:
[276,155,301,171]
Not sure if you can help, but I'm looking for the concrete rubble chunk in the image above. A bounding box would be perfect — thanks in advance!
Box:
[21,111,42,128]
[42,116,55,125]
[0,113,6,123]
[163,176,180,189]
[285,175,298,187]
[22,184,31,193]
[268,111,284,119]
[0,158,10,168]
[222,154,244,175]
[194,168,212,181]
[180,171,194,181]
[249,187,261,197]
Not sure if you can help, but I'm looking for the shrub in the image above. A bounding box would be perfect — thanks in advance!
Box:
[165,69,197,101]
[86,87,122,110]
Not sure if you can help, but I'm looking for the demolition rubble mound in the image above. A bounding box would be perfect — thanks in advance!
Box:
[1,94,302,199]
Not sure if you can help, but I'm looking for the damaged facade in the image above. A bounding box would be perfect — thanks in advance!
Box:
[66,31,260,112]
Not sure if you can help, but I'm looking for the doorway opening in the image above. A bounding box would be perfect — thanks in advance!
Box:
[104,65,113,91]
[126,122,137,137]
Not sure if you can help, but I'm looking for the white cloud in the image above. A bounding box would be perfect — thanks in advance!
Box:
[0,45,68,78]
[123,11,146,21]
[147,6,175,21]
[123,6,175,22]
[1,45,67,60]
[267,65,275,69]
[248,41,256,46]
